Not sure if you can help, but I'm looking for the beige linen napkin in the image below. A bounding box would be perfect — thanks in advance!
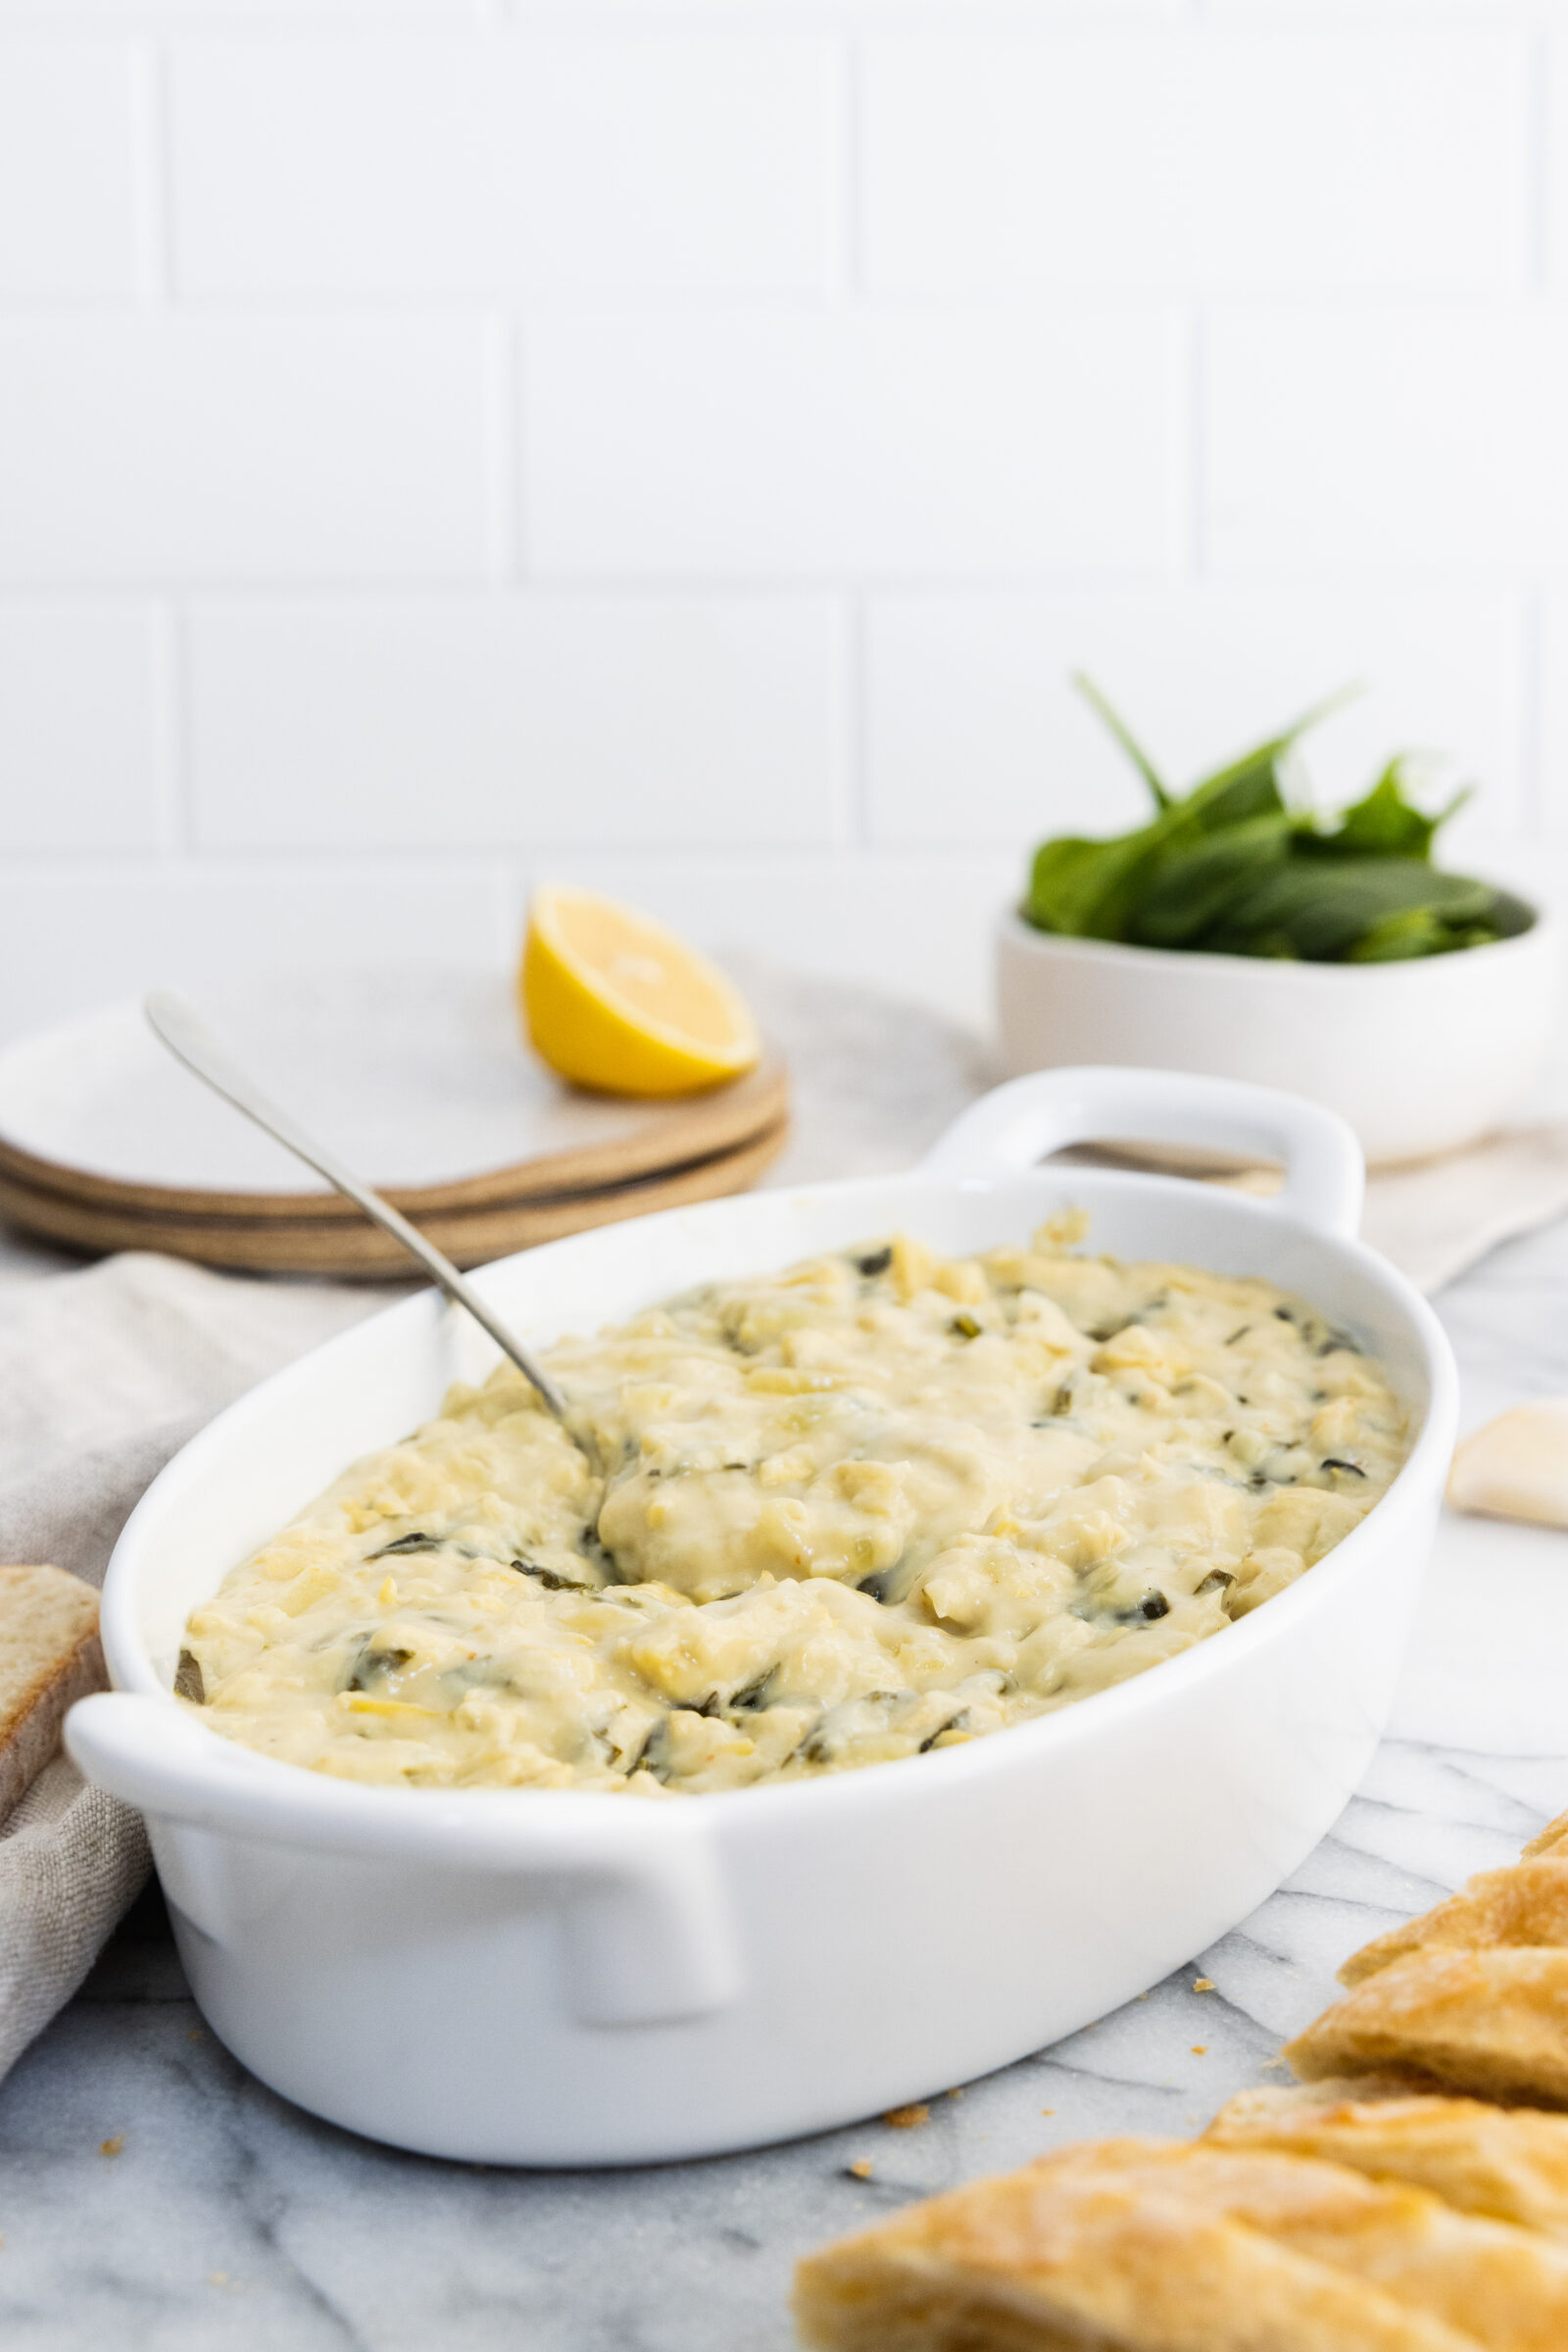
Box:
[0,1251,380,2082]
[1059,1124,1568,1297]
[1359,1126,1568,1296]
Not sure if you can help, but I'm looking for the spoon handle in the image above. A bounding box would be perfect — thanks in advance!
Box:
[143,991,570,1423]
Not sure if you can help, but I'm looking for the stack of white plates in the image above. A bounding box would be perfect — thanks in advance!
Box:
[0,969,788,1275]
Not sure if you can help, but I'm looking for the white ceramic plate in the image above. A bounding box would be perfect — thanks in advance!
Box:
[0,967,778,1203]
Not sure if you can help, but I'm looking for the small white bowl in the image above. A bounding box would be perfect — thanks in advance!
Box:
[997,904,1561,1165]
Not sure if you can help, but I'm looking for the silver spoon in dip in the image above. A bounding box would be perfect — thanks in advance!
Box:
[144,990,572,1425]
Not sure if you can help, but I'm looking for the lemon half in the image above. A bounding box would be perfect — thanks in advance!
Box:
[521,886,760,1098]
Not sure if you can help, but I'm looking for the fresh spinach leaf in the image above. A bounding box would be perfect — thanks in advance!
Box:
[1023,681,1522,965]
[1298,759,1468,862]
[1199,860,1497,962]
[1071,672,1172,810]
[1125,810,1294,950]
[1180,683,1362,822]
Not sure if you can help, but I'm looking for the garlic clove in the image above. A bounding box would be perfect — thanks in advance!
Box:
[1446,1398,1568,1529]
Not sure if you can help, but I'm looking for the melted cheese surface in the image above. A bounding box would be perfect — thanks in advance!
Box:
[181,1228,1409,1794]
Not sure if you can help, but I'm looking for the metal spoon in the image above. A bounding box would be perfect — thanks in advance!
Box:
[144,991,571,1423]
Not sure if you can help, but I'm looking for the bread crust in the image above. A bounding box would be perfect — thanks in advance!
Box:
[1523,1810,1568,1861]
[1045,2141,1568,2351]
[1274,1801,1568,2111]
[794,2143,1483,2352]
[0,1565,105,1823]
[1287,1949,1568,2109]
[1205,2082,1568,2239]
[1340,1863,1568,1988]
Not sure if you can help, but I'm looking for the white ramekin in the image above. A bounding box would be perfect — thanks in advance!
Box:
[68,1068,1456,2166]
[997,906,1561,1165]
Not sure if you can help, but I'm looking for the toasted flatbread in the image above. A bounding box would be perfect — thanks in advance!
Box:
[1287,1949,1568,2110]
[1340,1862,1568,1988]
[1524,1810,1568,1862]
[1072,2138,1568,2350]
[795,2138,1494,2351]
[0,1564,104,1822]
[1206,2081,1568,2240]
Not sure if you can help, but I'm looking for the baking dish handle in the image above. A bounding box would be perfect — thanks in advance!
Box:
[921,1066,1364,1239]
[67,1691,741,2029]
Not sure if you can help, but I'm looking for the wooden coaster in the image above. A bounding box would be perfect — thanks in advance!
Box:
[0,1121,789,1276]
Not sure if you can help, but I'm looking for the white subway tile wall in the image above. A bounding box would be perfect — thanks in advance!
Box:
[0,319,495,582]
[169,35,841,295]
[189,598,850,848]
[0,0,1562,1041]
[863,30,1528,292]
[0,43,146,297]
[524,310,1182,577]
[0,609,168,852]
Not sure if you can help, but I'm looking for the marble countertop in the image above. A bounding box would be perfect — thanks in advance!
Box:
[5,1200,1568,2348]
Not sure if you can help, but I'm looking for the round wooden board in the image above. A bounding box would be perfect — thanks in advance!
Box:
[0,975,787,1218]
[0,1121,789,1276]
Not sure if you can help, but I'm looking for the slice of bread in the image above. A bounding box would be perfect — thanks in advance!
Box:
[0,1565,106,1823]
[793,2136,1515,2351]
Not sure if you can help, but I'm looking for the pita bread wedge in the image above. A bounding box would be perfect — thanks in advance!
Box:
[1205,2081,1568,2240]
[796,2137,1489,2352]
[1340,1863,1568,1988]
[1288,1949,1568,2110]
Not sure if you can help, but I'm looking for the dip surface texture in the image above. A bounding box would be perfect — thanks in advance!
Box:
[181,1231,1409,1794]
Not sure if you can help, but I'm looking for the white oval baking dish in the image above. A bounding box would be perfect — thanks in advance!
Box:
[68,1067,1457,2168]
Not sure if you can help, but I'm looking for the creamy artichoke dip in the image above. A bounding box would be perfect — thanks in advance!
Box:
[179,1229,1408,1796]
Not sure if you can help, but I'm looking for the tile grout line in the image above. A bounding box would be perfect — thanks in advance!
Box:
[0,295,1527,327]
[137,35,177,310]
[143,11,193,869]
[1184,305,1206,581]
[0,569,1533,601]
[846,593,871,852]
[495,852,527,966]
[484,309,524,585]
[0,846,1024,876]
[151,600,190,862]
[1518,584,1546,841]
[1527,19,1552,296]
[830,0,863,855]
[837,24,862,304]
